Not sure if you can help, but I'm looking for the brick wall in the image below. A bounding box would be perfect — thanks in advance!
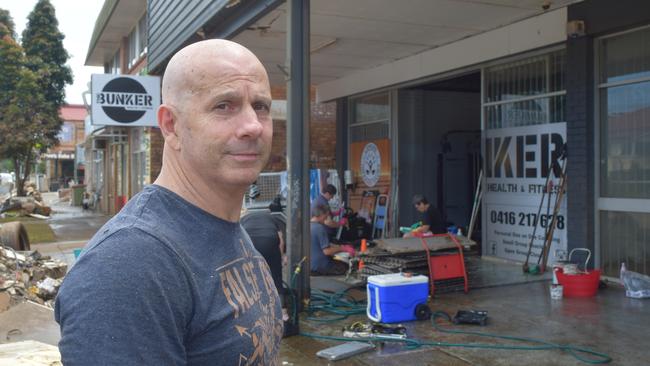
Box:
[147,86,337,174]
[149,127,164,182]
[265,85,337,172]
[309,102,337,169]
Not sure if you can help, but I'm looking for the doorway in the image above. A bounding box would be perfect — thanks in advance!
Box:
[397,72,482,242]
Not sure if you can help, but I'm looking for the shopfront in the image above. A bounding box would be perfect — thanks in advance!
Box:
[143,0,650,276]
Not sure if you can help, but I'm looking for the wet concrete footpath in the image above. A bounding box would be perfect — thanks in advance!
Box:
[281,276,647,365]
[3,195,648,365]
[30,192,110,266]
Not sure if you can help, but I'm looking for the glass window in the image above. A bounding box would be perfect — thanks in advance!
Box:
[138,14,147,57]
[484,50,566,129]
[600,211,650,276]
[57,122,75,143]
[128,28,137,69]
[130,127,150,194]
[600,27,650,84]
[92,148,104,194]
[351,92,389,142]
[598,26,650,277]
[599,82,650,198]
[354,93,389,124]
[111,51,120,74]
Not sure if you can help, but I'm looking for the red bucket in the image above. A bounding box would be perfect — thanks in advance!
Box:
[556,268,601,297]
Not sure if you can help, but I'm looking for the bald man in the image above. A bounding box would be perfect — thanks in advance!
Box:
[55,40,282,365]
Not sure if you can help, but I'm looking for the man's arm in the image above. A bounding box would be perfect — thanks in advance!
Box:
[323,216,340,229]
[419,224,431,233]
[277,230,285,254]
[322,243,343,256]
[55,229,192,365]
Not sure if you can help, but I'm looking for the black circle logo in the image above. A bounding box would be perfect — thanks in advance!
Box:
[100,78,148,123]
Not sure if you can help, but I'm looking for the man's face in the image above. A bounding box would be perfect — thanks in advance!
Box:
[176,59,272,188]
[414,202,427,213]
[323,192,333,201]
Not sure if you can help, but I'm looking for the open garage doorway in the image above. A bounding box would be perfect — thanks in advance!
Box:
[397,72,482,246]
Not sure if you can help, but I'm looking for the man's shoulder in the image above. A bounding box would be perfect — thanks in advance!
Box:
[310,221,327,234]
[312,194,327,205]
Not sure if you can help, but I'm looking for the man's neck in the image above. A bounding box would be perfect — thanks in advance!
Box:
[154,161,245,222]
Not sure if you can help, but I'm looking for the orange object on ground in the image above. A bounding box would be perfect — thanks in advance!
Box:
[358,239,368,269]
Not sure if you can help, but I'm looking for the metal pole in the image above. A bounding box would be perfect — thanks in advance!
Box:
[286,0,310,314]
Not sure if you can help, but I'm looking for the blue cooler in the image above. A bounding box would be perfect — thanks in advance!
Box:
[366,273,429,323]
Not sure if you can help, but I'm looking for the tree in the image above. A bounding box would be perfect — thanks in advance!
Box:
[0,8,16,38]
[0,19,22,108]
[22,0,72,108]
[0,1,72,196]
[0,68,51,196]
[0,2,72,196]
[0,19,48,195]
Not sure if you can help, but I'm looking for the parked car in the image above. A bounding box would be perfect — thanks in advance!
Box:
[0,172,14,196]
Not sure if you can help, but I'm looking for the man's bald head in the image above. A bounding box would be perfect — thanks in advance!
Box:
[161,39,269,109]
[155,38,273,215]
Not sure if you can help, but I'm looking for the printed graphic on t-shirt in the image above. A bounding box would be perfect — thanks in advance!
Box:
[219,239,282,366]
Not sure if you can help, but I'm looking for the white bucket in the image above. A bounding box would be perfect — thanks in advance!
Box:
[550,284,563,300]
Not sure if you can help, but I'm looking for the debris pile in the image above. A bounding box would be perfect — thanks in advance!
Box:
[0,248,67,310]
[0,183,52,218]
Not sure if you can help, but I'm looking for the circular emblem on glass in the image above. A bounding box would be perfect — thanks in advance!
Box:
[360,142,381,187]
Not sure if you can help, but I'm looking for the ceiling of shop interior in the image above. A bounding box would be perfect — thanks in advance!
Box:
[232,0,581,88]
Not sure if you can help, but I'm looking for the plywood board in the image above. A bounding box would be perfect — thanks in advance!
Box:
[374,235,475,254]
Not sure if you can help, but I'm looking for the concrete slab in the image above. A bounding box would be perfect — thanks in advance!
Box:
[0,302,60,346]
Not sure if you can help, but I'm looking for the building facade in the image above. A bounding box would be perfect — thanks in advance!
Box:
[84,0,337,214]
[84,0,161,214]
[145,0,650,277]
[43,104,87,191]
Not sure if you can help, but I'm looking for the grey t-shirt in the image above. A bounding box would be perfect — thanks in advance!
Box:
[310,222,332,272]
[55,185,283,365]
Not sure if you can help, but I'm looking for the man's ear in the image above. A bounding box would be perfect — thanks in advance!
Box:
[158,104,181,151]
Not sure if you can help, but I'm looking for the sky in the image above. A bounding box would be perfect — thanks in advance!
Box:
[0,0,105,105]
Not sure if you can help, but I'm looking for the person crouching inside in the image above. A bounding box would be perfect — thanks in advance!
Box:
[310,203,354,276]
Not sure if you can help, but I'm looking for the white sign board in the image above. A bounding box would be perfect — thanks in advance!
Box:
[483,123,567,264]
[91,74,160,127]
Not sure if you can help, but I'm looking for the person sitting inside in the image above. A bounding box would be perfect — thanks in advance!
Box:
[403,194,446,238]
[310,184,343,237]
[310,203,354,276]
